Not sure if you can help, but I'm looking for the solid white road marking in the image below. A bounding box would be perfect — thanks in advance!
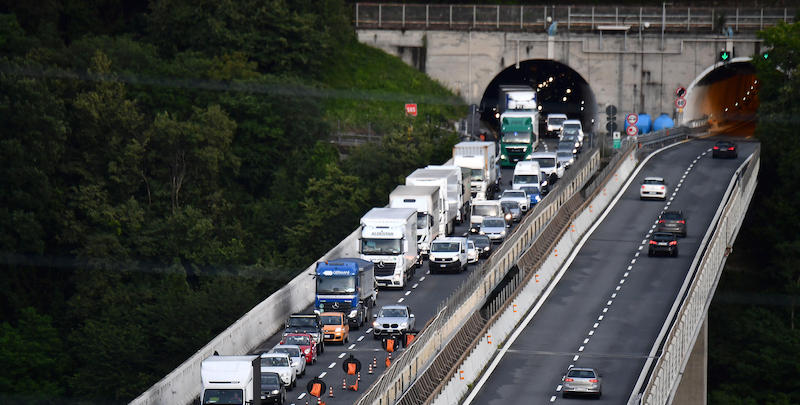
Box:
[328,362,336,369]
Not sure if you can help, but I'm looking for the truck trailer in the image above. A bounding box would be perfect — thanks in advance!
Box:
[389,185,442,256]
[201,355,262,405]
[453,141,501,200]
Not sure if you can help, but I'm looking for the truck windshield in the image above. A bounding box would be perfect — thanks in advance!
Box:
[502,131,531,144]
[203,389,244,405]
[533,157,556,168]
[469,168,484,181]
[431,242,460,252]
[316,276,356,294]
[416,212,430,230]
[361,238,402,255]
[513,174,539,184]
[472,205,501,216]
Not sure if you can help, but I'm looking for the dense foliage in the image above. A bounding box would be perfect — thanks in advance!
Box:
[0,1,464,402]
[708,20,800,404]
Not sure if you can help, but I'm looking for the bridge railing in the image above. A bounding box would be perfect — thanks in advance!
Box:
[630,145,760,405]
[354,3,795,33]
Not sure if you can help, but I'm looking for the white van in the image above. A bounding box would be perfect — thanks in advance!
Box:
[512,161,542,194]
[546,113,568,137]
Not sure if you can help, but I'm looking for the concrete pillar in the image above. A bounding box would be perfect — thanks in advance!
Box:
[673,317,707,405]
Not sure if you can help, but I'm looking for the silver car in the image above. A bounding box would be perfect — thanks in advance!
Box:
[562,367,602,398]
[480,216,508,243]
[500,201,522,222]
[500,189,530,212]
[372,305,415,339]
[270,344,306,378]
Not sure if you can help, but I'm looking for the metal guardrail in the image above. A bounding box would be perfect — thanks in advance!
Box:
[355,146,601,405]
[354,3,795,32]
[633,146,759,405]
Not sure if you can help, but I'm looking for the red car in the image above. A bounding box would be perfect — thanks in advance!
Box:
[280,333,318,364]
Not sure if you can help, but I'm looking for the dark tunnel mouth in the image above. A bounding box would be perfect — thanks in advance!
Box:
[685,60,759,136]
[479,60,597,133]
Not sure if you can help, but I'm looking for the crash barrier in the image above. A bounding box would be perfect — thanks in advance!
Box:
[426,141,639,405]
[630,146,759,405]
[355,147,602,405]
[130,228,362,405]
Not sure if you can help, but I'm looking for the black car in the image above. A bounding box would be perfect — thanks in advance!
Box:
[260,372,287,404]
[467,234,492,258]
[283,314,324,354]
[648,232,679,257]
[656,210,687,237]
[712,141,737,158]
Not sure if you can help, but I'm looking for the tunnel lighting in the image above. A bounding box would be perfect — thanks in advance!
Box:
[763,53,769,60]
[591,118,595,123]
[750,86,754,90]
[742,97,746,101]
[724,108,729,112]
[581,100,585,105]
[562,97,568,102]
[495,112,500,118]
[548,77,554,82]
[566,88,572,94]
[754,80,758,84]
[537,105,543,110]
[746,91,750,95]
[581,107,585,111]
[735,102,739,107]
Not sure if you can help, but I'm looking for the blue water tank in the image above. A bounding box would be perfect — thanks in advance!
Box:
[653,114,675,132]
[637,114,652,134]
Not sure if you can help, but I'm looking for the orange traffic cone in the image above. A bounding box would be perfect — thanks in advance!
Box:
[368,363,373,374]
[385,353,392,367]
[357,372,361,381]
[373,356,377,368]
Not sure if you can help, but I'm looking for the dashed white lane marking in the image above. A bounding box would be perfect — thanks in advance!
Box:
[338,353,346,359]
[638,245,644,251]
[404,291,411,296]
[550,395,557,402]
[602,307,608,313]
[572,355,580,361]
[631,259,636,264]
[366,328,373,333]
[357,336,365,342]
[620,279,626,284]
[348,344,356,350]
[584,338,590,344]
[425,270,430,275]
[598,315,604,321]
[420,276,426,281]
[578,346,585,352]
[593,323,599,328]
[624,272,629,278]
[641,239,647,244]
[611,293,617,298]
[412,283,419,289]
[298,393,306,400]
[635,252,640,258]
[556,384,563,391]
[319,372,327,378]
[616,286,621,291]
[328,362,336,369]
[397,298,405,303]
[589,330,595,335]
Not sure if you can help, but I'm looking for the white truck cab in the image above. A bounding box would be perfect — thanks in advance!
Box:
[470,200,503,234]
[359,208,419,289]
[429,236,469,273]
[201,355,262,405]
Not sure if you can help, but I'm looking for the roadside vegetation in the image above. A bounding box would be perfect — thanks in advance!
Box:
[0,1,463,402]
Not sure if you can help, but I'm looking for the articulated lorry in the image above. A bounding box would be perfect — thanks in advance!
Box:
[453,141,501,200]
[389,185,442,256]
[499,111,540,167]
[314,258,377,328]
[201,355,262,405]
[405,169,457,236]
[359,208,419,289]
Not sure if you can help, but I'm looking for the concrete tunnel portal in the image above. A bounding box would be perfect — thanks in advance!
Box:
[479,60,597,137]
[684,58,759,137]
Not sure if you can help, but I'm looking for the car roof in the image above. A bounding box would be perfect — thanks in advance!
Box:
[272,344,301,351]
[530,151,557,158]
[548,113,568,118]
[380,304,409,310]
[502,189,525,194]
[433,236,467,243]
[644,176,664,182]
[261,352,290,358]
[563,119,581,125]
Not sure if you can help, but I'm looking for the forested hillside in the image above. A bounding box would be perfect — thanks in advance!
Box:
[0,1,464,402]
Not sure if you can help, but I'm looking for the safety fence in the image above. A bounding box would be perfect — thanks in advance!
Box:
[354,3,795,33]
[355,147,602,405]
[632,146,759,405]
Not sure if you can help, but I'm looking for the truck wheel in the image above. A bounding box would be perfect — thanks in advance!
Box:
[318,341,324,355]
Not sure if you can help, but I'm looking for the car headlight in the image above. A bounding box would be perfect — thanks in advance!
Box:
[373,321,380,327]
[504,213,512,222]
[399,322,408,329]
[271,389,280,395]
[500,154,506,159]
[483,246,490,251]
[334,327,342,332]
[534,194,541,201]
[348,309,358,318]
[541,180,548,187]
[479,231,485,235]
[500,230,506,236]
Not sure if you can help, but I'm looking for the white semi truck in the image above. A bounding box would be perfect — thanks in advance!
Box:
[406,168,456,236]
[359,208,419,289]
[201,355,262,405]
[389,185,442,256]
[453,141,501,200]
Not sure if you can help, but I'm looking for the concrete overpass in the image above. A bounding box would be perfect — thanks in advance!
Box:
[355,3,792,134]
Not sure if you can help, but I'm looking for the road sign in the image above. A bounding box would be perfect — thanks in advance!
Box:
[405,103,418,116]
[605,105,617,116]
[626,113,638,126]
[675,97,687,109]
[675,86,687,98]
[605,120,618,132]
[613,131,621,149]
[627,125,639,136]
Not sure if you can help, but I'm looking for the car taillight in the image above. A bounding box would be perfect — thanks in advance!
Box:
[589,379,599,383]
[678,220,685,224]
[669,241,677,246]
[713,146,719,150]
[728,147,735,151]
[649,240,658,245]
[564,378,574,382]
[641,185,645,189]
[658,220,665,223]
[660,186,665,190]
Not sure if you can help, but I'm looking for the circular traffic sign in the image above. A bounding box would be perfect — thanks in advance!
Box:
[675,97,687,109]
[626,113,638,126]
[675,86,687,98]
[605,105,617,116]
[626,125,639,136]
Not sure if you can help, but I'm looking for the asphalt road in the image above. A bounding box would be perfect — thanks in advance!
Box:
[465,138,757,404]
[247,138,575,405]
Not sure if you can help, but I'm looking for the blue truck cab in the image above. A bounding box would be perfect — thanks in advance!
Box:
[314,258,377,329]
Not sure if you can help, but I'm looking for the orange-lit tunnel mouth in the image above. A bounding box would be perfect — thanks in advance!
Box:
[690,63,759,137]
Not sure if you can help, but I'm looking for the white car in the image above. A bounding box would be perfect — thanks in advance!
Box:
[260,352,296,390]
[561,119,585,144]
[640,177,667,200]
[270,344,306,378]
[531,152,566,185]
[500,189,530,212]
[466,240,479,263]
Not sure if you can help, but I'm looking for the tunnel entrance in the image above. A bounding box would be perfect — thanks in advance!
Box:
[479,60,597,136]
[684,59,758,137]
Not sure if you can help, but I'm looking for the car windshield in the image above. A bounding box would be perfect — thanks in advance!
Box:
[482,218,505,227]
[316,275,356,294]
[284,336,310,346]
[287,317,316,327]
[557,151,573,158]
[470,168,484,181]
[273,347,301,357]
[644,179,664,185]
[548,117,566,126]
[561,134,579,142]
[502,131,532,144]
[513,174,539,184]
[501,201,519,210]
[261,374,281,389]
[360,238,402,255]
[521,186,540,194]
[262,357,289,367]
[320,315,342,325]
[203,389,244,405]
[662,213,683,220]
[563,124,581,132]
[431,242,460,252]
[567,369,596,378]
[468,236,491,247]
[533,157,556,168]
[503,191,526,198]
[379,308,407,318]
[473,205,501,216]
[558,141,575,149]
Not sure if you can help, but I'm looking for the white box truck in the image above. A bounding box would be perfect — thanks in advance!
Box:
[406,169,456,236]
[453,141,500,200]
[389,185,442,256]
[499,84,537,112]
[201,355,262,405]
[469,199,504,234]
[359,208,419,288]
[425,165,471,224]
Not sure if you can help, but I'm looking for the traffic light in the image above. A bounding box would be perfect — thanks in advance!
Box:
[719,50,732,62]
[763,52,769,60]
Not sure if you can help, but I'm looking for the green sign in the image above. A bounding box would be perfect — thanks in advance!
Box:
[613,138,621,149]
